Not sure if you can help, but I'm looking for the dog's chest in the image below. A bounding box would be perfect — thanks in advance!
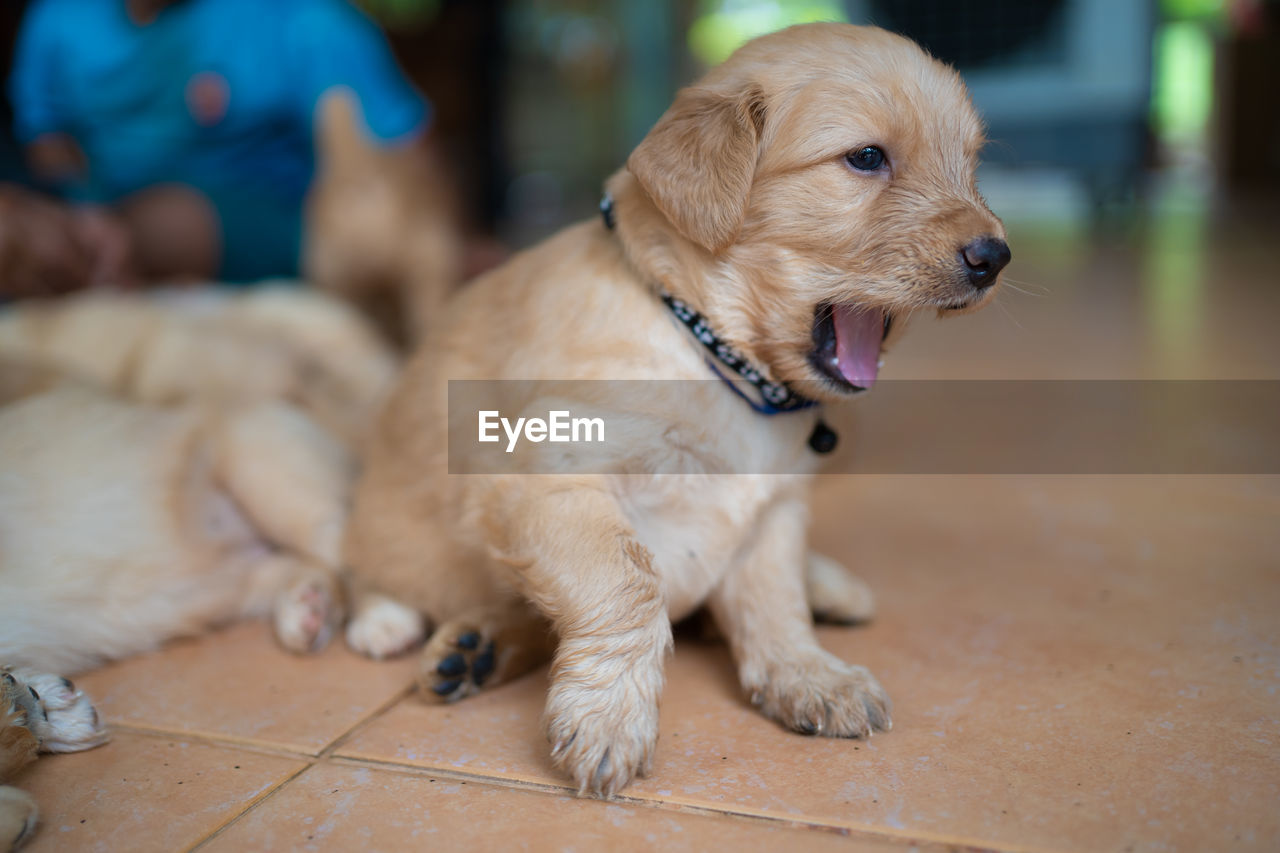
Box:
[618,474,796,621]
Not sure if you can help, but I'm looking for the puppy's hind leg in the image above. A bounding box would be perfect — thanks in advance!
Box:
[345,589,427,661]
[419,599,554,702]
[232,552,346,654]
[209,401,353,566]
[209,402,354,651]
[709,500,891,739]
[806,552,875,625]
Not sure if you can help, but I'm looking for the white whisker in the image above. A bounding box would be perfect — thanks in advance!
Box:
[1000,277,1050,298]
[994,294,1024,330]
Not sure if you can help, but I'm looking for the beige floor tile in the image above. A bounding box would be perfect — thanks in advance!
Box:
[11,732,304,853]
[75,622,416,754]
[333,669,550,779]
[202,761,910,852]
[337,475,1280,851]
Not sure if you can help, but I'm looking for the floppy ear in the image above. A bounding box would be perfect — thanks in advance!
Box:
[626,84,765,253]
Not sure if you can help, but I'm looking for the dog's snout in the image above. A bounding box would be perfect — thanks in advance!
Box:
[959,237,1011,289]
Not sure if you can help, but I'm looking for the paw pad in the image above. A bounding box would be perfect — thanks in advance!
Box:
[425,635,497,700]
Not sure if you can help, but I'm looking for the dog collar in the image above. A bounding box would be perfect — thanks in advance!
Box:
[600,193,838,454]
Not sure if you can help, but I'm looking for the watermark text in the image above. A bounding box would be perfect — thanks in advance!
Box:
[478,410,606,453]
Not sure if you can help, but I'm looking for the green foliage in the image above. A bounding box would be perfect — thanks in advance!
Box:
[1152,21,1214,142]
[1159,0,1225,23]
[688,0,847,66]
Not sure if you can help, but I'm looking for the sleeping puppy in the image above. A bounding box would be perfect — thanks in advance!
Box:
[0,668,107,852]
[0,285,398,452]
[343,24,1009,795]
[0,361,357,674]
[0,288,397,674]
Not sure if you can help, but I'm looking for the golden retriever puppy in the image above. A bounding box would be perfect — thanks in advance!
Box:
[0,288,396,673]
[0,668,107,852]
[305,90,465,349]
[344,24,1009,795]
[0,285,398,451]
[0,359,356,674]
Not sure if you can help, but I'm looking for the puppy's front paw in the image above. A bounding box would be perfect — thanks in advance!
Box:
[10,672,109,753]
[545,678,659,798]
[345,596,425,660]
[544,638,666,799]
[749,652,891,739]
[274,575,343,654]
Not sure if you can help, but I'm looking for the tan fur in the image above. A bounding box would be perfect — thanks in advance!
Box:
[305,89,465,348]
[0,674,41,853]
[0,286,398,452]
[0,683,37,853]
[0,358,80,406]
[0,289,394,674]
[0,377,354,674]
[345,24,1007,796]
[0,700,36,786]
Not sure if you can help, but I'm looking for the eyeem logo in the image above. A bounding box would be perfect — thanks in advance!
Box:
[478,410,605,453]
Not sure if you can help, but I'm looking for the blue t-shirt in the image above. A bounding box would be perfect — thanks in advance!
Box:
[9,0,428,204]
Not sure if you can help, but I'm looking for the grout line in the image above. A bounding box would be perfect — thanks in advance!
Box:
[315,681,417,759]
[125,683,415,852]
[106,723,324,760]
[111,723,1056,852]
[185,763,317,853]
[108,705,1059,852]
[103,679,414,761]
[323,755,1057,853]
[327,754,578,796]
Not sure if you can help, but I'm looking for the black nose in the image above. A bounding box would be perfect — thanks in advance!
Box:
[960,237,1011,289]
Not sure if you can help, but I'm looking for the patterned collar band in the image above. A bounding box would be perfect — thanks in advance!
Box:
[600,193,839,454]
[659,292,816,415]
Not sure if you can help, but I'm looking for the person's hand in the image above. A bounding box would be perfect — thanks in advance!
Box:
[0,183,94,297]
[26,133,88,185]
[0,185,136,298]
[72,205,138,288]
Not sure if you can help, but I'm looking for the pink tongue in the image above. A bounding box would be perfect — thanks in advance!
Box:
[833,305,885,388]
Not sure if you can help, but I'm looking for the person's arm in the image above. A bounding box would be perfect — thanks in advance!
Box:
[8,0,87,186]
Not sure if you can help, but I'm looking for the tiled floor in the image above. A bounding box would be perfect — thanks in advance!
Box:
[11,204,1280,851]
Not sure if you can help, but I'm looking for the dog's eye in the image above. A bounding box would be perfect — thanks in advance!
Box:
[846,146,887,172]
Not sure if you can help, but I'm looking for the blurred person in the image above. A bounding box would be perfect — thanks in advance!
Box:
[3,0,430,292]
[0,182,133,298]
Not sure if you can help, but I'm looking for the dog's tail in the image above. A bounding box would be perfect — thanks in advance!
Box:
[305,88,465,350]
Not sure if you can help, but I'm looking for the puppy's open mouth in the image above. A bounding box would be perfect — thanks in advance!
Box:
[808,304,892,392]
